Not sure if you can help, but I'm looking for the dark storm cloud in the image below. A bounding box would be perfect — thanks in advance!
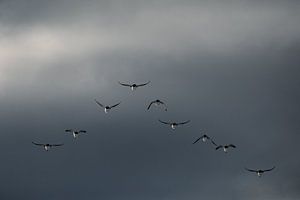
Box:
[0,0,300,200]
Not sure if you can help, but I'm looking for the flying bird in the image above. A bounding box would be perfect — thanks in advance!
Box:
[65,129,87,138]
[32,142,64,151]
[193,132,218,147]
[158,119,190,130]
[118,81,150,91]
[94,99,121,113]
[245,166,276,177]
[215,144,236,153]
[147,99,167,111]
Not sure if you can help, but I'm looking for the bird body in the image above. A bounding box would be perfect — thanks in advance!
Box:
[131,85,137,91]
[257,171,262,177]
[171,123,177,129]
[44,144,50,151]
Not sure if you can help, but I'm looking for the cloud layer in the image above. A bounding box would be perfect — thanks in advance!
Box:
[0,0,300,199]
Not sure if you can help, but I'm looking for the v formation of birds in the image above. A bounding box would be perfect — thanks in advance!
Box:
[32,80,275,177]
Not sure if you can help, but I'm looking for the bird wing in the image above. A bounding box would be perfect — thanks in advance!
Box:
[51,144,64,147]
[158,119,171,125]
[65,129,73,132]
[79,130,87,133]
[118,82,131,87]
[94,99,104,108]
[192,137,202,144]
[136,81,150,87]
[215,145,223,150]
[210,140,218,146]
[263,166,275,172]
[110,102,121,108]
[245,168,258,173]
[147,101,155,110]
[228,144,236,148]
[178,120,191,125]
[32,142,44,146]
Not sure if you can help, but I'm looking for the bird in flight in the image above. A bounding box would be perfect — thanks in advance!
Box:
[94,99,121,113]
[65,129,87,138]
[158,119,190,130]
[193,131,216,145]
[118,81,150,91]
[245,166,276,177]
[147,99,167,111]
[215,144,236,153]
[32,142,64,151]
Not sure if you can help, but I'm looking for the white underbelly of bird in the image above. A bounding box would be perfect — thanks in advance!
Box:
[257,172,261,177]
[131,87,136,91]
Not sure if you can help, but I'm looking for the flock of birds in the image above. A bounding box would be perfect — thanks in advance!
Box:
[32,80,275,178]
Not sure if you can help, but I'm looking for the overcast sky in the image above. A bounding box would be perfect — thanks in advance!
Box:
[0,0,300,199]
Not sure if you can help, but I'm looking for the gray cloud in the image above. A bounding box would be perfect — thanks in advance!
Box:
[0,0,300,199]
